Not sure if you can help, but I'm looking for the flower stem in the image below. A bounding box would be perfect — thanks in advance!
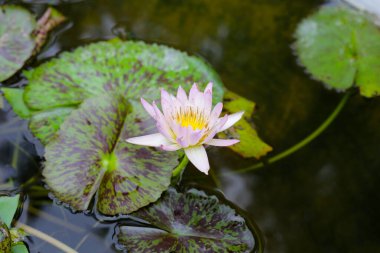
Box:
[18,223,78,253]
[236,92,351,173]
[172,155,189,177]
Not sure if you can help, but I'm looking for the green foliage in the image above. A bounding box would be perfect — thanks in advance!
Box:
[0,6,36,82]
[218,91,272,158]
[2,89,30,119]
[294,4,380,97]
[116,187,255,253]
[43,95,180,215]
[0,195,28,253]
[11,244,29,253]
[0,222,11,253]
[0,195,19,227]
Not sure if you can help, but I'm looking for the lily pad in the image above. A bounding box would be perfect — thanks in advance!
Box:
[218,91,272,158]
[0,6,36,82]
[4,40,224,144]
[294,4,380,97]
[0,195,27,253]
[116,187,255,253]
[43,94,180,215]
[0,195,19,227]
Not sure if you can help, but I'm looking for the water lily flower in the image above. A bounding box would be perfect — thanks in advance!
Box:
[126,83,243,175]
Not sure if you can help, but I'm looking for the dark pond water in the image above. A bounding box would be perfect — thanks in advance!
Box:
[1,0,380,252]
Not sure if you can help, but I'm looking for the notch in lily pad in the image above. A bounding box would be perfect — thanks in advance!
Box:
[115,187,259,253]
[0,5,66,82]
[0,194,29,253]
[294,3,380,97]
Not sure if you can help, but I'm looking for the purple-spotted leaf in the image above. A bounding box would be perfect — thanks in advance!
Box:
[14,40,224,144]
[0,6,65,82]
[43,94,180,215]
[0,6,36,82]
[116,187,256,253]
[218,90,272,158]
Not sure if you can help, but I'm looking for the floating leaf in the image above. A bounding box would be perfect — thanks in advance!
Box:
[0,195,27,253]
[11,244,29,253]
[0,195,19,227]
[219,91,272,158]
[294,4,380,97]
[0,6,65,82]
[0,6,36,82]
[44,94,180,215]
[3,40,224,144]
[1,89,30,119]
[116,187,256,253]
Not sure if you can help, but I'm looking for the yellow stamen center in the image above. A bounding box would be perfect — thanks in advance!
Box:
[175,107,207,130]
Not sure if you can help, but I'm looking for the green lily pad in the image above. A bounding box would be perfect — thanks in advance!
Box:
[116,187,255,253]
[294,4,380,97]
[4,40,224,144]
[11,244,29,253]
[0,195,28,253]
[44,94,180,215]
[0,6,36,82]
[218,91,272,158]
[0,195,19,227]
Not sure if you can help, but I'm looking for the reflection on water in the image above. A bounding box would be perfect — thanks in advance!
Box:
[1,0,380,252]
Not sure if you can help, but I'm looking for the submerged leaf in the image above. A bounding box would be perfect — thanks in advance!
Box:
[0,222,11,253]
[294,4,380,97]
[0,195,20,227]
[0,6,36,82]
[116,187,256,253]
[43,95,180,215]
[14,40,224,144]
[219,91,272,158]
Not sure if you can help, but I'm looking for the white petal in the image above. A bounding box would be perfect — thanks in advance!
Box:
[204,82,213,94]
[203,84,213,115]
[218,111,244,132]
[177,86,188,102]
[161,89,172,118]
[189,83,200,103]
[210,102,223,123]
[161,143,181,151]
[140,98,155,118]
[126,133,170,147]
[206,139,240,146]
[184,145,210,175]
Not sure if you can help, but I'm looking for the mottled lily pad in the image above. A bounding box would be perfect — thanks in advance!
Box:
[44,94,180,215]
[218,91,272,158]
[0,6,65,82]
[116,187,256,253]
[0,6,36,82]
[4,40,224,144]
[294,4,380,97]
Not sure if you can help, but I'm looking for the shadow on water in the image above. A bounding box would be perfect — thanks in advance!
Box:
[1,0,380,252]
